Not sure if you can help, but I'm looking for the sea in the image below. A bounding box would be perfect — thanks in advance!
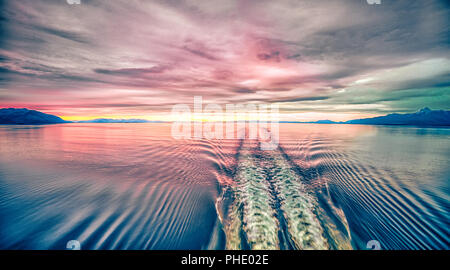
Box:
[0,123,448,250]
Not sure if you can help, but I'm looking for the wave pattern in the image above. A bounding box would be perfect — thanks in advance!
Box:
[0,124,448,250]
[278,124,450,250]
[225,147,279,249]
[0,124,227,249]
[221,138,346,250]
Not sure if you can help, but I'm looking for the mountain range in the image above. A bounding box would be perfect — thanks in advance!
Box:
[0,107,449,126]
[344,107,450,126]
[0,108,68,125]
[76,118,160,123]
[299,107,449,126]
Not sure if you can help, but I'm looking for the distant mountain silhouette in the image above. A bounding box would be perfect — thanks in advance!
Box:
[0,108,69,125]
[2,107,448,126]
[313,120,337,124]
[77,118,160,123]
[289,108,450,126]
[345,108,450,126]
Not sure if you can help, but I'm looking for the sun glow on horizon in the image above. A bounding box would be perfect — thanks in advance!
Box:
[59,111,379,122]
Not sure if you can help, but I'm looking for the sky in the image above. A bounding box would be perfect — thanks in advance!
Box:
[0,0,449,121]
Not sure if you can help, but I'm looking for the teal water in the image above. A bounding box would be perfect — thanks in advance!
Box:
[0,123,448,249]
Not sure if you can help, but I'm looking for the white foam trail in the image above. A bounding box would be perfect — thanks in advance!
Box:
[268,150,328,250]
[224,140,342,250]
[225,150,279,250]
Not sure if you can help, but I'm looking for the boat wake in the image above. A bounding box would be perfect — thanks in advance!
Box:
[217,139,352,250]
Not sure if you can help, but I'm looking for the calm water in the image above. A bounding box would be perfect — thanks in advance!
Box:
[0,123,448,250]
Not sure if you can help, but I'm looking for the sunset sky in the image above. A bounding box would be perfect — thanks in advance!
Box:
[0,0,449,121]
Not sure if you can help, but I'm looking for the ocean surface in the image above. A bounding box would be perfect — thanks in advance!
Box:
[0,123,448,250]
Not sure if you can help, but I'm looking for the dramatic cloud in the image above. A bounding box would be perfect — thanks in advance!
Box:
[0,0,449,120]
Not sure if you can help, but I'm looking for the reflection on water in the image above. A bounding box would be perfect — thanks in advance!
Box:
[0,123,448,249]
